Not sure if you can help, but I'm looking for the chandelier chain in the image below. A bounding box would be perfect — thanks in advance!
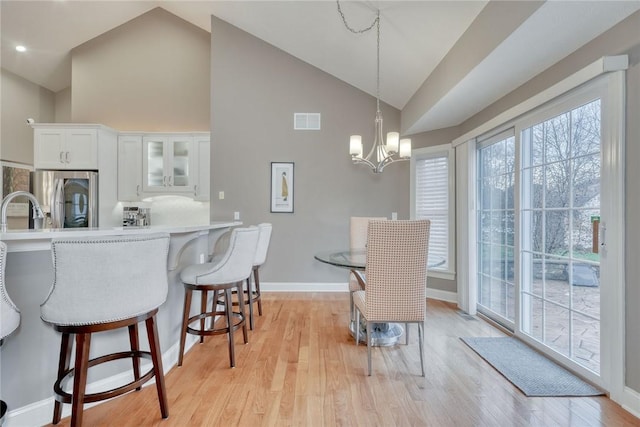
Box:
[336,1,381,110]
[336,0,378,34]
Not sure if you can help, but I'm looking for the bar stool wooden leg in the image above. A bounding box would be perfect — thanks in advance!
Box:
[146,315,169,418]
[178,288,193,367]
[53,332,73,425]
[246,277,255,330]
[70,333,91,427]
[200,290,207,343]
[237,281,249,343]
[128,324,141,391]
[224,287,235,367]
[254,267,263,316]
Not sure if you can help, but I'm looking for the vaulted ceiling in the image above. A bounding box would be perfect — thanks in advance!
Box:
[2,1,639,134]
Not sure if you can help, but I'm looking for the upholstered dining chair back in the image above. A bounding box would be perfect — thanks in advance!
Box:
[181,226,259,286]
[349,217,386,296]
[364,220,430,323]
[253,223,272,267]
[0,241,20,340]
[40,233,170,327]
[349,216,386,250]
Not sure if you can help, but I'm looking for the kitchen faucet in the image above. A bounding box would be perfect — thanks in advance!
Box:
[0,191,45,232]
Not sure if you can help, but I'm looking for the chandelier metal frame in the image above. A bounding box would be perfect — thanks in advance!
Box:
[337,1,411,174]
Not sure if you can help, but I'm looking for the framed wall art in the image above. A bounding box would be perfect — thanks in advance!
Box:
[271,162,294,213]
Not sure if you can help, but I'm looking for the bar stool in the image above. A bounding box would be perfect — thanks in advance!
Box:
[1,241,20,426]
[40,234,170,427]
[178,226,259,368]
[219,223,272,330]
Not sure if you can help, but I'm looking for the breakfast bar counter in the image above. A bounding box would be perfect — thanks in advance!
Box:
[0,221,240,426]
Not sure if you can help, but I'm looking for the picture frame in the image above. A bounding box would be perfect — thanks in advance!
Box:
[271,162,294,213]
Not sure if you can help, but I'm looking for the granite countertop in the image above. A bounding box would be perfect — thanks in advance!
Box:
[0,221,241,254]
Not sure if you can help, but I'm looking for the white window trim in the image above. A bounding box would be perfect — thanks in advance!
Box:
[410,143,456,280]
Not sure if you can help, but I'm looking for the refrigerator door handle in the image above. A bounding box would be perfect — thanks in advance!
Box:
[52,178,64,228]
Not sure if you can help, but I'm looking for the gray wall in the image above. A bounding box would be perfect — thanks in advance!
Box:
[457,10,640,394]
[210,16,410,286]
[0,69,55,164]
[71,7,210,131]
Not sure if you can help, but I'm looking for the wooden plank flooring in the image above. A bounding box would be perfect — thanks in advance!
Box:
[47,293,640,427]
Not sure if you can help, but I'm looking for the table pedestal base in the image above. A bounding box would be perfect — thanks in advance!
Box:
[349,319,403,347]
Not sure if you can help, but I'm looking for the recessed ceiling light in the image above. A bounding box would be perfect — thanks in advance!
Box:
[16,45,27,52]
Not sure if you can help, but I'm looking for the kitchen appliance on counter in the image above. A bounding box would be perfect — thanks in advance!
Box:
[30,170,98,229]
[123,206,151,227]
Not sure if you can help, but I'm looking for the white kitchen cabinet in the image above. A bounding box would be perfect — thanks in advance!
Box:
[142,134,196,194]
[34,126,98,170]
[194,135,210,201]
[117,134,143,201]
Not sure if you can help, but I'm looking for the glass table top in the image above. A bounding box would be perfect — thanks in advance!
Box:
[314,249,445,271]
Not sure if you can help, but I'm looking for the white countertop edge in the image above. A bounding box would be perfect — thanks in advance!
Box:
[0,221,242,253]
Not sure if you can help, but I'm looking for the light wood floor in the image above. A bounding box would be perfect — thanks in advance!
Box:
[48,293,640,427]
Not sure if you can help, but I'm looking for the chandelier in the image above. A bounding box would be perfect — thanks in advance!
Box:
[337,1,411,174]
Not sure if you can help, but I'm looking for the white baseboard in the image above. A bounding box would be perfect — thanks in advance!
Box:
[621,386,640,419]
[425,288,458,304]
[261,282,458,305]
[261,282,349,292]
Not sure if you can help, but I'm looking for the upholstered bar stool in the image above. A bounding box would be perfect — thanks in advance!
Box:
[179,226,259,368]
[1,241,20,425]
[220,223,272,330]
[40,234,170,427]
[246,223,272,330]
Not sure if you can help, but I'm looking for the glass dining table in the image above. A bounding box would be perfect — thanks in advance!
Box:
[314,248,444,346]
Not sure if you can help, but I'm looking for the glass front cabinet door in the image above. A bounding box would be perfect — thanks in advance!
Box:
[142,135,196,194]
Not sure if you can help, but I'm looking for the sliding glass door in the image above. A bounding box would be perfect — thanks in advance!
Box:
[520,99,602,374]
[474,73,625,387]
[477,132,516,328]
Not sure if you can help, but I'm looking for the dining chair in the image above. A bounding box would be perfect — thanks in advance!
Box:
[348,217,386,325]
[352,219,430,376]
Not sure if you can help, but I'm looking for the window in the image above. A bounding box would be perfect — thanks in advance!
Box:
[411,144,455,279]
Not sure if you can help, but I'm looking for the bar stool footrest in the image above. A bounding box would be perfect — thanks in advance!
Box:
[53,350,155,404]
[186,311,245,336]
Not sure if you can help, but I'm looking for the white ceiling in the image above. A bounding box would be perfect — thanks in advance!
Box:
[2,1,639,134]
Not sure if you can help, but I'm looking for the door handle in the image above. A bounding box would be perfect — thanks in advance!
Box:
[65,151,70,163]
[163,176,167,186]
[59,151,64,163]
[136,184,141,196]
[194,184,198,196]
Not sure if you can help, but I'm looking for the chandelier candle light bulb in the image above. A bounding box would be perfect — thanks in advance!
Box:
[350,135,363,158]
[386,132,399,153]
[337,0,411,173]
[399,139,412,158]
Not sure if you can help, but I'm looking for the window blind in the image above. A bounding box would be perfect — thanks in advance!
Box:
[415,155,449,270]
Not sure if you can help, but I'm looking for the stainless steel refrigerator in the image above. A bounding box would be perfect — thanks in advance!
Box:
[30,170,98,229]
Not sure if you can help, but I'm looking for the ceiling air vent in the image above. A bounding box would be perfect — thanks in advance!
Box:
[294,113,321,130]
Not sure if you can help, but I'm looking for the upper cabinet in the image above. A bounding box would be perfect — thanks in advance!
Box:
[117,134,143,201]
[117,132,210,201]
[143,135,195,194]
[34,126,99,170]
